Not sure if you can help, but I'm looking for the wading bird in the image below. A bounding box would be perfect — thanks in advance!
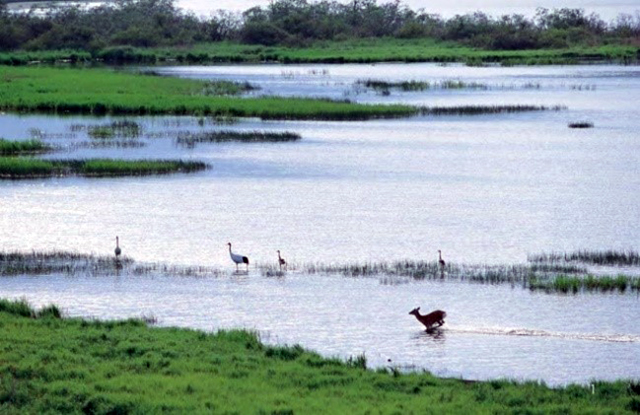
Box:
[438,250,445,268]
[228,242,249,271]
[115,236,121,259]
[277,250,287,271]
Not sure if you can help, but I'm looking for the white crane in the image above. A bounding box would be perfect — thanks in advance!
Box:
[277,250,287,271]
[438,250,445,268]
[115,236,122,258]
[228,242,249,271]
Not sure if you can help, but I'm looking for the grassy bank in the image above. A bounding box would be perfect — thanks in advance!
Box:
[0,66,416,120]
[1,298,638,414]
[0,158,207,179]
[1,39,638,66]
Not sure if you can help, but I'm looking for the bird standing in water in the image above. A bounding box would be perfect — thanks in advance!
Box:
[438,250,445,268]
[228,242,249,271]
[277,250,287,271]
[115,236,122,259]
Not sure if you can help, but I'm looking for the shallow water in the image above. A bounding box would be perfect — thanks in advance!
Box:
[1,63,639,385]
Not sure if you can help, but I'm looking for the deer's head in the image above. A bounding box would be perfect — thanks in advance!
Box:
[409,307,420,316]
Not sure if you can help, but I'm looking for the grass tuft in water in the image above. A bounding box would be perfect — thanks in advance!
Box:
[87,120,142,139]
[0,138,50,155]
[176,130,301,146]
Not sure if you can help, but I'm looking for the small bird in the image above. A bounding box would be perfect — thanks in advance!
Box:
[438,250,445,268]
[115,236,121,258]
[277,250,287,271]
[228,242,249,271]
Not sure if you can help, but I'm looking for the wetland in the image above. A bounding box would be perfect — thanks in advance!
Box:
[1,61,639,401]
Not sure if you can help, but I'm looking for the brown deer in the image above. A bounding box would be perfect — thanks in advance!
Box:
[409,307,446,330]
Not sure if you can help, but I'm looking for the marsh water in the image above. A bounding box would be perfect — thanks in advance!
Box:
[1,63,639,385]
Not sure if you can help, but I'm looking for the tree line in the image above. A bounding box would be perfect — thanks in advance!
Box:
[1,0,639,52]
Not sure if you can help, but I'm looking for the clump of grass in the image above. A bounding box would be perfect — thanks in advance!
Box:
[176,130,301,146]
[568,121,594,128]
[0,158,207,179]
[0,298,62,319]
[0,138,50,155]
[529,274,638,294]
[87,120,141,139]
[201,80,259,96]
[528,250,640,266]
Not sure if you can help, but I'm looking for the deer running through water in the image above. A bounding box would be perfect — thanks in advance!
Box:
[409,307,446,331]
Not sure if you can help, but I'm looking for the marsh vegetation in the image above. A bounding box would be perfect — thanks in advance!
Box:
[0,66,417,120]
[0,138,49,155]
[0,158,207,179]
[176,130,302,146]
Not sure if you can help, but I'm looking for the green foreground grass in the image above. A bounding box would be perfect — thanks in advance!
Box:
[1,299,638,414]
[0,66,416,120]
[0,157,207,178]
[1,39,638,65]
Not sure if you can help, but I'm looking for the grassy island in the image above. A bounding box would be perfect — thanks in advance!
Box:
[0,66,417,121]
[0,298,638,414]
[0,157,207,179]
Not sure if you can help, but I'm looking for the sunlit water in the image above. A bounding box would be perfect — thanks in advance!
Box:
[1,63,639,385]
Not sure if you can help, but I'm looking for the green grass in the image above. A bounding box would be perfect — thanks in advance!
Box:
[529,274,639,294]
[0,138,50,155]
[0,298,638,414]
[0,158,207,179]
[0,66,417,120]
[2,39,637,66]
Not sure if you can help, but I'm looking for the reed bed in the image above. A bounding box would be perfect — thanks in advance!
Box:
[4,250,639,295]
[356,79,489,92]
[176,130,302,146]
[0,138,50,155]
[297,260,587,285]
[568,121,595,128]
[529,275,640,294]
[528,250,640,266]
[419,105,566,116]
[0,158,207,179]
[0,250,225,278]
